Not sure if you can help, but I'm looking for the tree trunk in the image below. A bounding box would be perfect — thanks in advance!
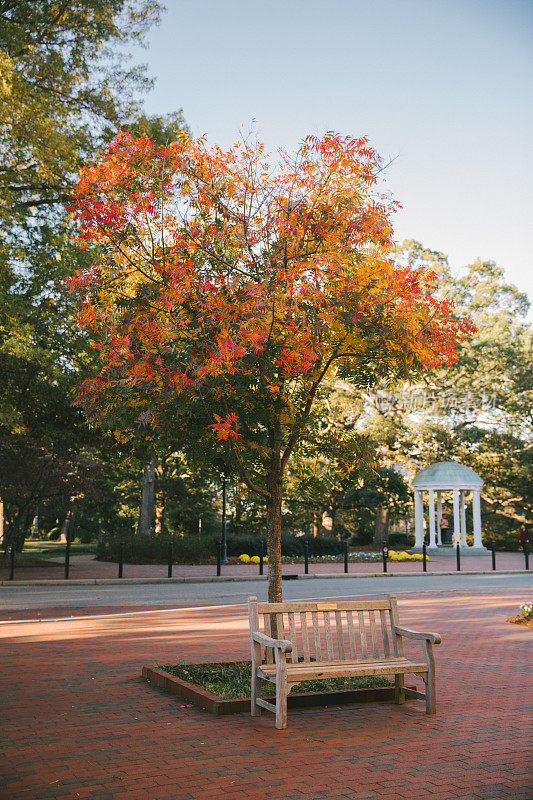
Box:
[0,497,3,547]
[373,505,389,546]
[31,512,39,539]
[137,459,156,536]
[266,473,283,603]
[155,492,164,536]
[59,507,74,543]
[154,462,164,536]
[312,511,319,537]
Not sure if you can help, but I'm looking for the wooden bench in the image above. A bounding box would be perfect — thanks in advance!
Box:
[248,595,441,729]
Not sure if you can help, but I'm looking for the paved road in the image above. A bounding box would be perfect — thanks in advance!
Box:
[1,571,531,613]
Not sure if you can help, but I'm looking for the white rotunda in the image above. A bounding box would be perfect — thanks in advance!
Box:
[412,462,487,554]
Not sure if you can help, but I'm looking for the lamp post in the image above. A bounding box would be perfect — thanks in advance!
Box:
[221,476,229,564]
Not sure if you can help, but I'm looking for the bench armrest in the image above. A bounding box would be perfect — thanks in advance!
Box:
[394,626,441,645]
[252,631,293,653]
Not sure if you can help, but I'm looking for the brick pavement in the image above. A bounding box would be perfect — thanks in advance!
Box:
[0,589,531,800]
[0,550,527,582]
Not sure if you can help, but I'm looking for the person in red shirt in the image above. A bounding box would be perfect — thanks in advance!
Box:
[439,514,451,544]
[519,524,529,547]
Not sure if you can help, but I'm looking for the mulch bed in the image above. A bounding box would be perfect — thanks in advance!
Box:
[508,614,533,629]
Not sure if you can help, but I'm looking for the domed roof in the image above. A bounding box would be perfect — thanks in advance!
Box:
[412,461,483,489]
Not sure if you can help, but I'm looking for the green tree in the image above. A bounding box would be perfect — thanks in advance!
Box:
[0,0,163,216]
[358,241,532,541]
[0,1,191,549]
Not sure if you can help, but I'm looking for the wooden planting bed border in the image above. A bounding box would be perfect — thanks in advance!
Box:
[142,663,411,716]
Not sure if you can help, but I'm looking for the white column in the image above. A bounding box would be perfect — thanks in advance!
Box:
[414,490,424,548]
[460,491,468,546]
[473,490,482,548]
[436,491,442,545]
[453,489,460,547]
[428,489,437,547]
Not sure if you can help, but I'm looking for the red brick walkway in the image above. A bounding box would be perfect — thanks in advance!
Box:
[0,589,531,800]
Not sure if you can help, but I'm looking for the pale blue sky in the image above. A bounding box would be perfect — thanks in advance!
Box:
[133,0,533,313]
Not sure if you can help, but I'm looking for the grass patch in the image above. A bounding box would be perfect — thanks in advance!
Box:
[1,541,97,568]
[22,541,97,557]
[159,661,392,700]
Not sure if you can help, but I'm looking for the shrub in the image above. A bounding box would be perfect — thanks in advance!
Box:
[388,549,429,562]
[386,532,415,548]
[481,529,521,552]
[96,534,217,564]
[227,532,345,558]
[96,530,346,563]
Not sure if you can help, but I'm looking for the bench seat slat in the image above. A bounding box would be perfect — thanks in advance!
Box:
[312,611,322,660]
[264,614,273,664]
[369,610,379,658]
[259,658,428,681]
[288,613,298,663]
[357,611,368,658]
[380,609,391,657]
[335,611,345,660]
[346,611,357,659]
[300,612,310,662]
[324,611,334,660]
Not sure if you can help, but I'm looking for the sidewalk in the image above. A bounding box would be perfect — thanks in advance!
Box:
[0,550,527,583]
[0,588,531,799]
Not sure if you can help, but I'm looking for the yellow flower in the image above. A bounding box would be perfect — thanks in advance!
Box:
[238,554,250,563]
[250,555,260,564]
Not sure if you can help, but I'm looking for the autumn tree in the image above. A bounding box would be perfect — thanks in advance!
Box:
[69,131,473,600]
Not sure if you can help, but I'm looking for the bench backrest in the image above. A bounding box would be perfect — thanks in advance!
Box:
[248,596,403,664]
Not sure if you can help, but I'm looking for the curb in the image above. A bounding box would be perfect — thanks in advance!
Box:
[0,569,530,587]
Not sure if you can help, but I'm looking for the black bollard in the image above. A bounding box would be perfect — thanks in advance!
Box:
[167,541,173,578]
[344,541,349,574]
[216,539,221,576]
[304,540,309,575]
[118,540,123,578]
[382,544,388,573]
[456,543,461,571]
[259,551,263,575]
[524,542,530,571]
[491,540,496,571]
[9,543,15,581]
[422,542,427,572]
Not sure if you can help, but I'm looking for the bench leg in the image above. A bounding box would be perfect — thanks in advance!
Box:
[250,670,261,717]
[394,673,405,704]
[275,662,288,730]
[425,670,437,715]
[424,641,437,715]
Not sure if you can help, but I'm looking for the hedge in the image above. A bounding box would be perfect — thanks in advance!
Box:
[96,531,346,564]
